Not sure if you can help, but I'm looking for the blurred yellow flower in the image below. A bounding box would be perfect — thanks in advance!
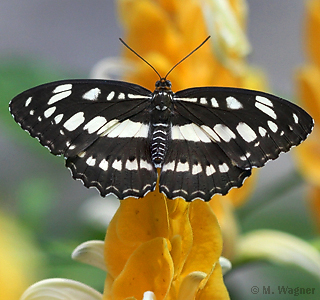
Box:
[0,211,42,300]
[295,0,320,228]
[117,0,265,92]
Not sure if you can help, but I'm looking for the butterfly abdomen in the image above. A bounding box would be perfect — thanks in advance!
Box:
[150,87,174,168]
[150,123,170,168]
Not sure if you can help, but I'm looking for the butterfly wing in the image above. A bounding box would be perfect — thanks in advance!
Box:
[10,79,157,198]
[159,87,313,201]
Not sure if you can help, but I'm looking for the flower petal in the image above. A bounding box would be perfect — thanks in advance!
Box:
[177,271,207,300]
[196,263,230,299]
[236,230,320,280]
[219,257,232,275]
[110,237,174,300]
[181,200,223,276]
[72,240,106,271]
[20,278,102,300]
[104,191,170,279]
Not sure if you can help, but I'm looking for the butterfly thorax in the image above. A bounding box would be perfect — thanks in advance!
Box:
[150,79,174,168]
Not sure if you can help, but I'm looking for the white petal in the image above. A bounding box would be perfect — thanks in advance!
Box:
[143,291,156,300]
[79,195,120,229]
[20,278,102,300]
[72,240,106,271]
[219,256,232,274]
[236,229,320,280]
[90,57,134,80]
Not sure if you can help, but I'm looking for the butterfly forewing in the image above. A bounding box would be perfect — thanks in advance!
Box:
[9,79,152,156]
[174,87,313,167]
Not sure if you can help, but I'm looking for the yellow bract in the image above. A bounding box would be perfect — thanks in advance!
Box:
[117,0,264,92]
[103,189,227,299]
[0,211,41,300]
[295,0,320,231]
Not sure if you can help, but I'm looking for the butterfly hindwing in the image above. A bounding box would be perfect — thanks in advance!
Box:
[160,133,251,201]
[66,133,157,199]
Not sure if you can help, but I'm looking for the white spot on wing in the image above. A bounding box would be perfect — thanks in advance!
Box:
[48,90,72,105]
[54,114,64,124]
[78,151,86,158]
[219,163,229,173]
[118,92,125,100]
[53,84,72,94]
[63,112,85,131]
[200,97,207,105]
[98,119,119,135]
[267,120,278,132]
[140,159,153,171]
[259,126,267,137]
[30,110,34,115]
[176,161,189,172]
[99,159,108,171]
[171,124,211,143]
[106,91,115,101]
[255,102,277,119]
[293,113,299,124]
[213,124,236,142]
[226,96,243,109]
[236,122,257,143]
[162,161,175,171]
[86,156,96,166]
[83,116,107,134]
[192,163,202,175]
[25,97,32,107]
[125,159,138,170]
[107,119,149,138]
[112,160,122,171]
[83,88,101,101]
[206,164,216,176]
[44,106,56,118]
[211,97,219,107]
[201,125,221,142]
[256,95,273,107]
[128,94,151,99]
[176,97,197,102]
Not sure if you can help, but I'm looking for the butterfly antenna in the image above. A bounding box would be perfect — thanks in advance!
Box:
[119,38,162,80]
[164,36,211,79]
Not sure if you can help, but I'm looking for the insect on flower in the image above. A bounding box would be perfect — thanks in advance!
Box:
[9,37,314,201]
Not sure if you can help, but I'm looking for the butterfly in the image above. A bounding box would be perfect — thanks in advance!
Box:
[9,37,314,201]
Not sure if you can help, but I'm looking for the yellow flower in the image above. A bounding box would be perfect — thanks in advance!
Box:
[295,0,320,228]
[103,190,228,299]
[117,0,265,92]
[0,211,42,300]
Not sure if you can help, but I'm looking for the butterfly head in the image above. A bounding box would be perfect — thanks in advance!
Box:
[155,78,172,91]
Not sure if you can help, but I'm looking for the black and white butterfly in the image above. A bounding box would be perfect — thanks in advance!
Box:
[9,39,314,201]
